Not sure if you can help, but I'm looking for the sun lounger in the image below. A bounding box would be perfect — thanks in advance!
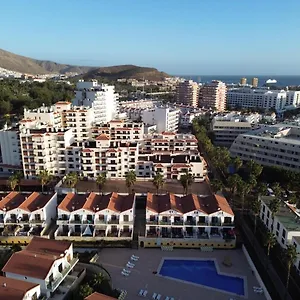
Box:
[152,293,157,299]
[126,263,134,268]
[131,257,138,261]
[132,254,139,259]
[254,289,263,294]
[165,297,170,300]
[170,297,174,300]
[127,261,135,266]
[157,294,161,300]
[123,268,131,273]
[143,290,148,297]
[139,289,144,296]
[121,271,129,276]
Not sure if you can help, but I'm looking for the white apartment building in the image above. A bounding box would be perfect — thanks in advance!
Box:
[72,80,119,124]
[20,127,74,178]
[211,112,261,146]
[62,106,94,141]
[56,192,135,240]
[2,237,78,298]
[145,193,234,240]
[24,106,62,127]
[142,107,179,133]
[138,132,205,181]
[0,125,22,174]
[0,276,41,300]
[259,196,300,271]
[292,236,300,272]
[91,119,144,142]
[230,124,300,171]
[0,192,57,238]
[227,88,300,111]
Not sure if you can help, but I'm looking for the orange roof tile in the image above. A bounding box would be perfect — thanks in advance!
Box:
[0,276,39,300]
[96,134,110,141]
[18,192,54,212]
[0,192,26,211]
[85,292,116,300]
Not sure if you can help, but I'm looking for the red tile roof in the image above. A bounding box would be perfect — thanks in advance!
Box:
[0,192,26,211]
[96,134,110,140]
[18,192,54,212]
[58,193,87,212]
[0,276,39,300]
[85,292,116,300]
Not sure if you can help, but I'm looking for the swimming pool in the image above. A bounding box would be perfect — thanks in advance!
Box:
[158,259,245,296]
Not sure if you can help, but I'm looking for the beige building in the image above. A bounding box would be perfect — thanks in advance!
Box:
[252,77,259,88]
[199,80,227,111]
[240,77,247,85]
[176,80,199,107]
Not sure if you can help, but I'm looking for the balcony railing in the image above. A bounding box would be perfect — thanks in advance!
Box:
[95,219,107,224]
[146,220,158,225]
[82,219,94,224]
[197,221,208,226]
[184,220,196,226]
[108,219,119,224]
[159,221,171,225]
[30,219,45,223]
[223,222,235,226]
[211,221,222,226]
[172,220,184,226]
[69,219,82,224]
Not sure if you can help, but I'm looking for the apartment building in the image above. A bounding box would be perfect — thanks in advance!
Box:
[56,192,135,240]
[259,196,300,271]
[0,192,57,239]
[72,80,119,124]
[91,119,144,142]
[292,236,300,272]
[211,112,261,146]
[227,88,300,111]
[0,125,22,174]
[176,80,200,107]
[62,106,94,141]
[142,107,180,133]
[2,237,78,298]
[23,106,62,127]
[144,193,234,243]
[230,124,300,171]
[0,276,41,300]
[138,132,205,181]
[199,81,227,112]
[20,127,74,178]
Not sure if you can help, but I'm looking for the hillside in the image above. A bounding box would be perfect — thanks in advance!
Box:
[0,49,170,80]
[0,49,95,75]
[81,65,170,81]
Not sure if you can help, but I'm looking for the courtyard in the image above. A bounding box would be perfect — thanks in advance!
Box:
[68,179,212,195]
[98,248,267,300]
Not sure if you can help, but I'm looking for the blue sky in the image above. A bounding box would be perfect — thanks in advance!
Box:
[1,0,300,75]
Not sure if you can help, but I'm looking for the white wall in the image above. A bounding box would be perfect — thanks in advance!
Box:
[0,129,21,167]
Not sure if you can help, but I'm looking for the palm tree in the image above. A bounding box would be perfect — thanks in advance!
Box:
[152,172,165,194]
[13,171,23,191]
[246,159,263,177]
[251,198,261,235]
[271,182,282,198]
[96,172,107,194]
[125,170,136,193]
[79,283,93,299]
[233,156,243,172]
[8,175,18,191]
[256,182,268,196]
[180,170,194,195]
[264,232,276,257]
[227,174,242,195]
[38,170,52,193]
[92,272,106,290]
[210,179,224,193]
[283,245,298,292]
[248,174,257,190]
[64,172,78,190]
[237,180,251,213]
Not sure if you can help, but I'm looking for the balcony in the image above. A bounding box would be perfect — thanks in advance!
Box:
[57,217,69,225]
[197,221,208,226]
[172,220,184,226]
[108,219,119,224]
[30,219,45,224]
[18,218,30,223]
[159,221,171,225]
[223,221,235,227]
[47,257,78,292]
[146,220,158,225]
[211,220,222,226]
[69,219,82,224]
[95,219,107,224]
[184,220,196,226]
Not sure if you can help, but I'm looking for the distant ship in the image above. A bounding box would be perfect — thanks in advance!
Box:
[266,79,277,84]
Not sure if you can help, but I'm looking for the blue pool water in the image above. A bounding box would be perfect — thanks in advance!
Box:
[158,259,245,296]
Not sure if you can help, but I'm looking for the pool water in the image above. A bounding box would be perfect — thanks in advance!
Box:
[158,259,245,296]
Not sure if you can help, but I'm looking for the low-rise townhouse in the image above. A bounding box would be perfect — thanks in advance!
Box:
[0,276,41,300]
[56,192,135,240]
[85,292,117,300]
[145,193,234,240]
[2,237,78,298]
[260,196,300,271]
[0,192,57,239]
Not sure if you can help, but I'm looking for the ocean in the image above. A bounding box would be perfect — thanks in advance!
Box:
[179,75,300,87]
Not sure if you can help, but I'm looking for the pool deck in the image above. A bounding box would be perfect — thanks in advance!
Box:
[98,248,267,300]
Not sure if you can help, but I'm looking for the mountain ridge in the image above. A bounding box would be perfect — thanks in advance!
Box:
[0,49,169,80]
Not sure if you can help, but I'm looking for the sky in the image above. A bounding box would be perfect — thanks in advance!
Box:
[1,0,300,75]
